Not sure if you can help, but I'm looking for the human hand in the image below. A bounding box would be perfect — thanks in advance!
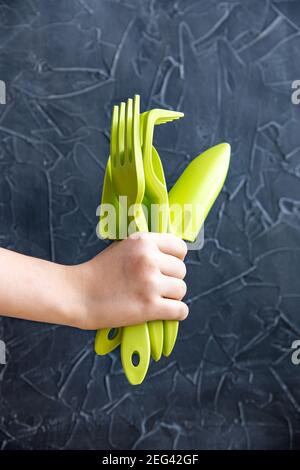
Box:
[70,232,188,330]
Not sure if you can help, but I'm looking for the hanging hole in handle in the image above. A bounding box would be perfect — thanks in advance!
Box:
[131,351,140,367]
[108,328,119,340]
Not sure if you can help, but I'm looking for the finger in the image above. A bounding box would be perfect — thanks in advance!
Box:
[130,232,187,260]
[156,298,189,321]
[158,253,186,279]
[160,275,187,300]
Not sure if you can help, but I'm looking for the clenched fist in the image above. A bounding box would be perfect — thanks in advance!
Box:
[70,232,189,330]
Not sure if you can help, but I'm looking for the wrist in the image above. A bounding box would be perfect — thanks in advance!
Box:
[62,262,95,330]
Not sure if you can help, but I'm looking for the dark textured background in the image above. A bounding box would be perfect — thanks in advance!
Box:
[0,0,300,450]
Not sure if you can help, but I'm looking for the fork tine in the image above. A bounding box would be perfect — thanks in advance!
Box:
[125,98,133,163]
[132,94,141,161]
[111,105,119,166]
[117,102,126,165]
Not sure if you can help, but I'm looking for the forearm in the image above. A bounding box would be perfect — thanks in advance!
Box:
[0,248,80,327]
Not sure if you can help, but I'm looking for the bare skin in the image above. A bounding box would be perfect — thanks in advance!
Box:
[0,233,188,330]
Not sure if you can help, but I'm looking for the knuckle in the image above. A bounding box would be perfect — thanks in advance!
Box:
[138,251,156,273]
[127,234,149,253]
[137,273,159,306]
[144,296,160,318]
[144,273,159,294]
[140,290,157,312]
[129,244,156,273]
[128,232,149,242]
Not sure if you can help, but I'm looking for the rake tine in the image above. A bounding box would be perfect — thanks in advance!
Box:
[125,98,133,163]
[117,102,126,165]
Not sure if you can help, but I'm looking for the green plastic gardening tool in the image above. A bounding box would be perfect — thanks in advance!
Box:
[95,115,122,355]
[169,142,231,242]
[96,96,151,384]
[94,325,122,355]
[161,142,231,356]
[118,96,151,385]
[140,109,184,361]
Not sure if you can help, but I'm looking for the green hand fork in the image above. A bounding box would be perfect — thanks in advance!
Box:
[94,99,153,358]
[112,96,151,385]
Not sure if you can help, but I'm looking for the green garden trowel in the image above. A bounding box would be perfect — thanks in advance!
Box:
[169,143,231,241]
[162,142,231,358]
